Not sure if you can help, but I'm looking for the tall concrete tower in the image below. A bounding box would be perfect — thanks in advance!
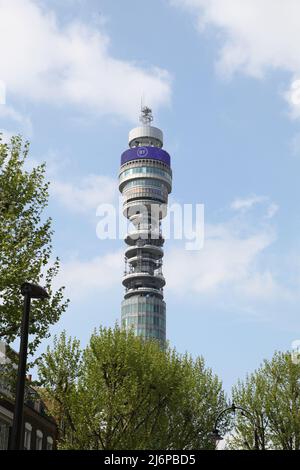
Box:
[119,107,172,346]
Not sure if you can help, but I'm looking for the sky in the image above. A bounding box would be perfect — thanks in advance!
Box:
[1,0,300,392]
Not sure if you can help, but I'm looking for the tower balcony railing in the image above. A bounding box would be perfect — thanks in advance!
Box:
[137,222,161,231]
[126,226,163,240]
[125,255,163,265]
[124,262,163,276]
[123,269,164,278]
[122,270,165,287]
[125,255,161,266]
[125,244,164,261]
[124,286,164,299]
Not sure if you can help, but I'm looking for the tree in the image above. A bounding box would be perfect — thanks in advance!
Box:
[230,351,300,450]
[37,331,82,444]
[38,326,227,450]
[0,134,68,355]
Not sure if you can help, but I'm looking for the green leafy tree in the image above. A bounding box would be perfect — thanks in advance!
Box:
[0,134,68,355]
[37,331,82,444]
[38,326,227,450]
[230,351,300,450]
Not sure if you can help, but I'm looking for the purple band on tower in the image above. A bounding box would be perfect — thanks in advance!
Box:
[121,146,171,167]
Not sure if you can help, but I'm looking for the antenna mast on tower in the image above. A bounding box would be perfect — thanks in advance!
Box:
[140,105,153,126]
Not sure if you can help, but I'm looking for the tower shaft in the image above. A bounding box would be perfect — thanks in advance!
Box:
[119,108,172,346]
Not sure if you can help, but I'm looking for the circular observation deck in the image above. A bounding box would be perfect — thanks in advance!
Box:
[119,159,172,191]
[125,244,163,260]
[128,126,163,148]
[122,185,169,204]
[124,286,164,300]
[122,200,168,221]
[125,229,164,246]
[122,271,166,289]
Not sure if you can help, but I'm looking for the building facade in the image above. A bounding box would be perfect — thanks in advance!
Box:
[119,107,172,346]
[0,342,57,450]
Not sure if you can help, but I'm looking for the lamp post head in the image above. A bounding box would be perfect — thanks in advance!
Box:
[21,282,49,300]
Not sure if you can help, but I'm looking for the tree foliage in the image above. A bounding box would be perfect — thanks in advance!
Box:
[0,134,68,355]
[38,326,227,450]
[230,351,300,450]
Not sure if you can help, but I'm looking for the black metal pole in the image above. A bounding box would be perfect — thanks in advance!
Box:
[254,428,259,450]
[9,292,31,450]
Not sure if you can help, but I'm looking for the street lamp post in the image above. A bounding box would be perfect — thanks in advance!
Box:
[9,282,49,450]
[211,403,261,450]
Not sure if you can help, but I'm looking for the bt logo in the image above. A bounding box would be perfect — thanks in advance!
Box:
[137,147,148,158]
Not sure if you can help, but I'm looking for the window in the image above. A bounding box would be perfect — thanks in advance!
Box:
[24,422,32,450]
[120,166,171,182]
[123,179,165,190]
[46,436,53,451]
[36,429,43,450]
[0,422,10,450]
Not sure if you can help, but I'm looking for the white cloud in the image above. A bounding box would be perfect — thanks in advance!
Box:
[0,0,171,121]
[230,195,279,219]
[237,271,279,301]
[0,105,26,124]
[0,104,32,137]
[55,250,123,301]
[51,174,117,214]
[0,129,15,144]
[231,195,267,212]
[265,203,279,219]
[163,193,292,311]
[165,221,277,299]
[24,149,69,176]
[285,79,300,118]
[172,0,300,115]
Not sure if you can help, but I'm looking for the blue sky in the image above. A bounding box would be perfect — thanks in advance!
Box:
[1,0,300,391]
